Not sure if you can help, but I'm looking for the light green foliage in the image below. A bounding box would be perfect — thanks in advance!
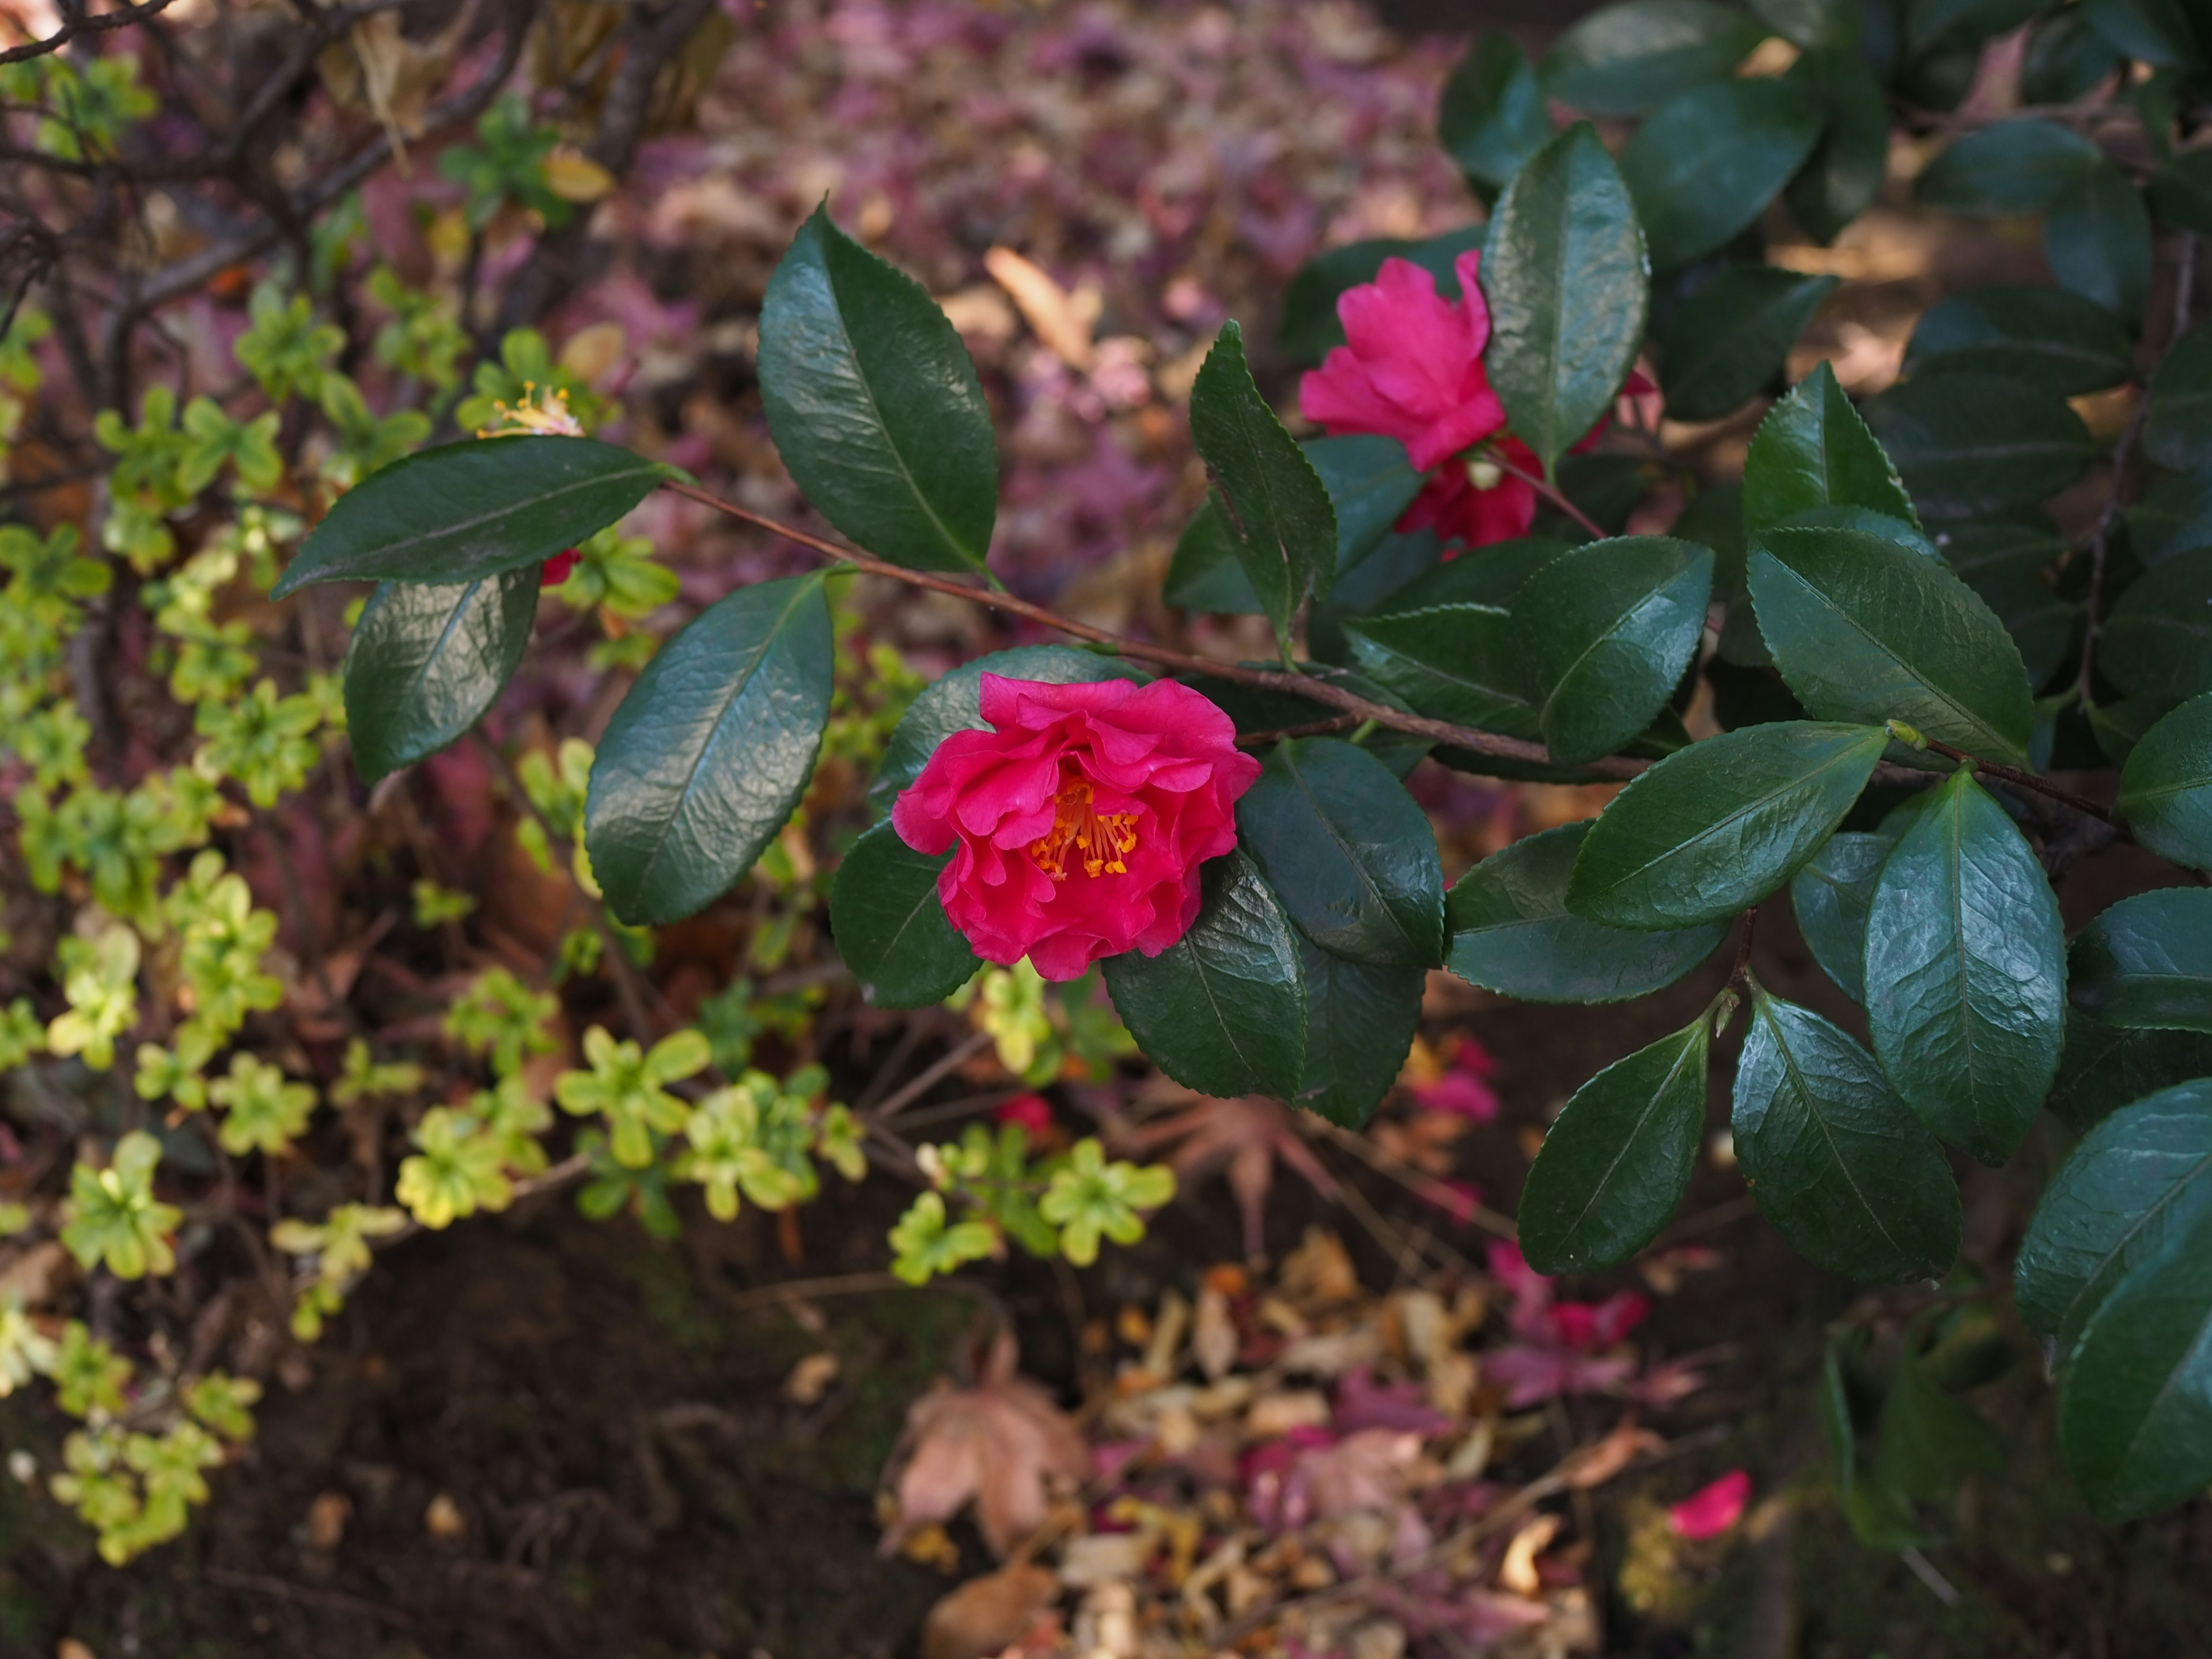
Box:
[316,374,432,491]
[553,525,680,617]
[455,327,610,434]
[0,1298,57,1396]
[0,307,49,449]
[2,522,111,630]
[0,998,45,1069]
[921,1120,1058,1259]
[207,1054,317,1156]
[47,926,141,1071]
[1038,1138,1176,1266]
[411,880,478,926]
[964,961,1058,1082]
[889,1191,998,1285]
[467,1075,552,1173]
[166,852,283,1051]
[674,1065,835,1219]
[574,1129,683,1239]
[149,542,260,703]
[438,94,572,231]
[17,53,155,158]
[233,285,343,403]
[134,1042,209,1112]
[329,1037,425,1107]
[94,384,190,510]
[183,1372,262,1441]
[193,677,323,806]
[17,783,198,926]
[554,1025,710,1168]
[367,267,468,389]
[52,1412,232,1566]
[177,397,283,495]
[695,977,820,1074]
[514,737,596,887]
[446,965,558,1075]
[13,700,90,789]
[270,1204,408,1340]
[51,1323,132,1418]
[396,1107,513,1228]
[50,1429,142,1553]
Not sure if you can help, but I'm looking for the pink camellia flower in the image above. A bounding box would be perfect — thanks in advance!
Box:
[1301,252,1652,552]
[995,1092,1055,1136]
[1668,1468,1751,1540]
[543,548,582,587]
[1300,251,1504,472]
[892,675,1261,982]
[1409,1033,1501,1120]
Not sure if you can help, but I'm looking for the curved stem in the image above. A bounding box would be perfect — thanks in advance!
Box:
[1487,454,1608,541]
[1921,738,2115,825]
[663,479,1637,778]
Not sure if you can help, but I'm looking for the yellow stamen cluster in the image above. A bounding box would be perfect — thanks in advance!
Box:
[476,381,585,439]
[1029,775,1139,881]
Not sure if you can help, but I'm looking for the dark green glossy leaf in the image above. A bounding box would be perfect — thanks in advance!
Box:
[1748,524,2036,762]
[1294,942,1425,1128]
[1102,850,1305,1100]
[1514,536,1714,764]
[2145,326,2212,472]
[2091,691,2181,766]
[585,574,833,926]
[828,821,977,1008]
[1236,738,1445,967]
[2082,0,2205,69]
[1790,830,1892,1005]
[2102,549,2212,702]
[1908,0,2044,51]
[1567,720,1889,929]
[1915,119,2103,215]
[1732,983,1963,1282]
[1671,483,1747,594]
[1864,770,2065,1164]
[2024,10,2124,104]
[1661,267,1839,421]
[1191,321,1337,649]
[1480,123,1649,473]
[1621,79,1826,271]
[343,568,539,784]
[1306,435,1427,575]
[872,645,1145,806]
[1962,561,2076,693]
[2121,694,2212,869]
[2045,160,2153,324]
[1870,1330,2005,1499]
[1518,1018,1711,1274]
[2150,147,2212,238]
[757,206,998,574]
[1540,0,1767,117]
[2058,1196,2212,1520]
[1371,539,1571,614]
[1751,0,1859,46]
[1343,608,1537,739]
[1446,821,1728,1002]
[2051,1011,2212,1134]
[1165,499,1260,614]
[2020,1081,2212,1349]
[1905,285,2132,396]
[1743,363,1917,533]
[271,436,661,596]
[1786,45,1889,243]
[1278,227,1487,367]
[1439,33,1552,195]
[2071,888,2212,1032]
[1865,371,2094,516]
[2128,466,2212,566]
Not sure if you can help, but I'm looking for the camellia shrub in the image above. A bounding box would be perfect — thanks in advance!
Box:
[8,0,2212,1577]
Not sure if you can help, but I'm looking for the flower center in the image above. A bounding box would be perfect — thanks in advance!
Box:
[1028,774,1139,881]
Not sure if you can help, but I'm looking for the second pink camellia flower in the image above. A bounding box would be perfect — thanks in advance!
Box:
[891,675,1262,982]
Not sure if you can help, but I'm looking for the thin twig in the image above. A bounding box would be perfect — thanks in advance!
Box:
[1488,454,1608,541]
[664,480,1627,778]
[866,1029,995,1124]
[1921,738,2115,824]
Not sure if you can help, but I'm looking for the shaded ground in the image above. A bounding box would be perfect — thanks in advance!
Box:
[11,831,2212,1657]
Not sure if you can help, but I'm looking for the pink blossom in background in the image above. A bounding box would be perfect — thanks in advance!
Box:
[1483,1240,1653,1408]
[995,1092,1055,1136]
[1669,1468,1751,1540]
[1410,1034,1500,1119]
[892,675,1259,980]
